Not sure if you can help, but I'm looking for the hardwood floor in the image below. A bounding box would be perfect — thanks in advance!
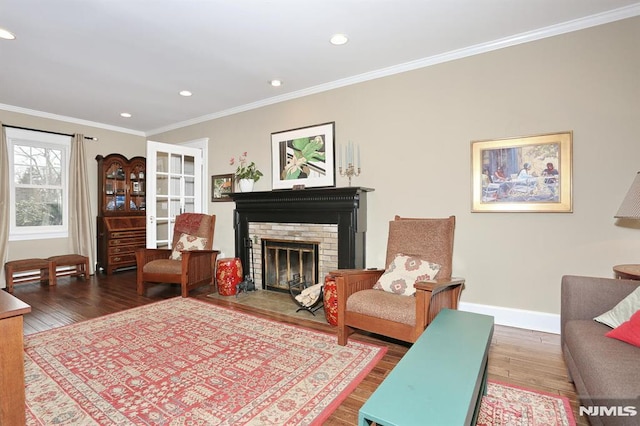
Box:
[11,271,588,425]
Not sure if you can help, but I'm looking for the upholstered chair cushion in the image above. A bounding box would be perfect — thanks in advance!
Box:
[373,253,440,296]
[386,217,454,279]
[172,215,214,249]
[347,289,416,326]
[170,233,208,260]
[143,259,182,274]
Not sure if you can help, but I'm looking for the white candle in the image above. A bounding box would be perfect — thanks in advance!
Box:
[346,142,350,165]
[349,141,353,165]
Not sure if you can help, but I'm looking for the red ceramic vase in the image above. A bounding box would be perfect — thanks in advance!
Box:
[216,258,243,296]
[323,274,338,326]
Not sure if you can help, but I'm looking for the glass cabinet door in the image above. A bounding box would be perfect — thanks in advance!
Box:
[98,154,146,216]
[104,159,127,212]
[128,157,146,212]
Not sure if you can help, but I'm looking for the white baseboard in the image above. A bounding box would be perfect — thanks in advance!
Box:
[459,302,560,334]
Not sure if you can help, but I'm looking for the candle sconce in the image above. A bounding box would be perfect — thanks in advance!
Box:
[339,163,361,186]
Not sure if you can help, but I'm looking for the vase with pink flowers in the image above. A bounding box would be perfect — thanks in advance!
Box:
[230,152,263,192]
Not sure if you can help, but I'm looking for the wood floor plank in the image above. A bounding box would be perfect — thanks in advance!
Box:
[9,271,589,425]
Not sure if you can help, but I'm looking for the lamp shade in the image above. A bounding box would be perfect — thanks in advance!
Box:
[615,172,640,218]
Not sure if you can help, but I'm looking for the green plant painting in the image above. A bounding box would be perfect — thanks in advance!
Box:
[282,135,326,180]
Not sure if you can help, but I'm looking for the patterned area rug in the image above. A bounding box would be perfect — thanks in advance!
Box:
[479,381,576,426]
[24,298,386,425]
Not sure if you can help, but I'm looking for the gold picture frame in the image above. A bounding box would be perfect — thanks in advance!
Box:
[471,132,572,213]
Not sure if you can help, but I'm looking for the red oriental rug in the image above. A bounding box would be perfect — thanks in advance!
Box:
[23,298,386,425]
[479,381,576,426]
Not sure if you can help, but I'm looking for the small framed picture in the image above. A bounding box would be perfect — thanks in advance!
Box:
[211,173,234,202]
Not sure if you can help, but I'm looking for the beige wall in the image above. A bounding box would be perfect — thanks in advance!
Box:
[0,109,146,260]
[2,17,639,326]
[152,17,640,321]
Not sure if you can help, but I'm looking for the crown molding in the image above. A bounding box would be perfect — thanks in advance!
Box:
[148,3,640,136]
[4,4,639,138]
[0,103,145,136]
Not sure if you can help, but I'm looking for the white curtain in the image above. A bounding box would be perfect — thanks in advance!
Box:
[0,123,9,287]
[69,134,96,274]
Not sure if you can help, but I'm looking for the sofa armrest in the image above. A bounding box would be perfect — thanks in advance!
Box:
[560,275,640,339]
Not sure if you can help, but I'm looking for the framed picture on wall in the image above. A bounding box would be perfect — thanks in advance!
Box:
[211,173,234,201]
[471,131,573,213]
[271,122,336,190]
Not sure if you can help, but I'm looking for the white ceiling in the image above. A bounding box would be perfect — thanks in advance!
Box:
[1,0,639,136]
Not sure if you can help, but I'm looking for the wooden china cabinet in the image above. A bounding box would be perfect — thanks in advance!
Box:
[96,154,146,274]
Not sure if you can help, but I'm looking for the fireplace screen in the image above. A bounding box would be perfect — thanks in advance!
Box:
[262,239,319,291]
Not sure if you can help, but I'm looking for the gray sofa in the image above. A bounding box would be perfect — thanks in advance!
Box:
[561,275,640,426]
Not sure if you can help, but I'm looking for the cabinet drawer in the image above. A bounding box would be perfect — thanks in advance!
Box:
[108,245,141,256]
[108,253,136,265]
[109,230,144,238]
[109,237,146,247]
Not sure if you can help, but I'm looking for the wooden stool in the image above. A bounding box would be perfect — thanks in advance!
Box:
[47,254,90,286]
[4,258,55,293]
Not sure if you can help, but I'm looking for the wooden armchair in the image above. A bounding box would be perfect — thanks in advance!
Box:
[332,215,464,346]
[135,213,219,297]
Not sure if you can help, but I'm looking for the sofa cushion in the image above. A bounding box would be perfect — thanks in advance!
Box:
[347,289,416,326]
[564,319,640,399]
[606,310,640,348]
[594,286,640,328]
[170,233,208,260]
[373,254,440,296]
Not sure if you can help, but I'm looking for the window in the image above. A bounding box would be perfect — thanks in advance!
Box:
[6,128,71,240]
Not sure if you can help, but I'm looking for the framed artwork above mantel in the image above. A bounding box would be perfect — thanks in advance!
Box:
[271,122,336,190]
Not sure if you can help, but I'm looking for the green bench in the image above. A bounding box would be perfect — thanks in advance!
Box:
[359,309,494,426]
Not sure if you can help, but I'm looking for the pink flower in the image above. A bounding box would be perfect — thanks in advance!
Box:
[229,157,235,165]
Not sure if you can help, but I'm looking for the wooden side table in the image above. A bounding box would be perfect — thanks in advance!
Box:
[0,291,31,426]
[613,264,640,280]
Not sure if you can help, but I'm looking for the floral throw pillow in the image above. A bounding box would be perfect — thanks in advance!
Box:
[373,254,441,296]
[170,233,208,260]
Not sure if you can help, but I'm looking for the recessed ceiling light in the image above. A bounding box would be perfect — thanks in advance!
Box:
[330,34,348,45]
[120,112,132,118]
[0,27,16,40]
[269,79,282,87]
[179,90,192,97]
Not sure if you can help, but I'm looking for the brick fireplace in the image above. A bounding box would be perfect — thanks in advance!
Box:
[230,187,373,290]
[249,222,337,290]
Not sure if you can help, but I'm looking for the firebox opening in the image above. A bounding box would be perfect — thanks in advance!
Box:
[262,239,319,292]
